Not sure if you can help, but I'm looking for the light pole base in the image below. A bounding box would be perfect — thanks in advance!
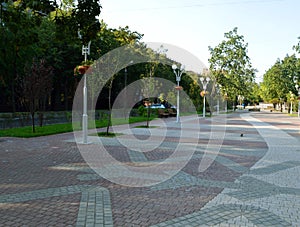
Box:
[82,114,88,144]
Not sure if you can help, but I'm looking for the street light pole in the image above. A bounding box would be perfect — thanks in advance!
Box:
[82,41,91,144]
[172,64,185,123]
[124,67,127,118]
[238,95,244,110]
[294,79,300,118]
[123,60,133,119]
[215,84,220,115]
[289,91,294,115]
[200,76,210,118]
[224,92,228,113]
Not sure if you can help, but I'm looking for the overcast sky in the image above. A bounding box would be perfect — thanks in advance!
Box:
[99,0,300,81]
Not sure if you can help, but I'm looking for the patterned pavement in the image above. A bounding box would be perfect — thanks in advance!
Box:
[0,111,299,226]
[151,113,300,227]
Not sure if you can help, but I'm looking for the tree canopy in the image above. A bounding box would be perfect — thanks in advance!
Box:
[208,27,256,102]
[0,0,144,112]
[0,0,200,115]
[2,1,299,116]
[260,54,300,104]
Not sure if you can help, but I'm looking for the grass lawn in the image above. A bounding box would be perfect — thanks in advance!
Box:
[134,125,158,128]
[288,113,299,117]
[0,123,74,138]
[90,132,124,137]
[0,116,156,138]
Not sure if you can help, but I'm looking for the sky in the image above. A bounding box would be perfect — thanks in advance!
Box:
[99,0,300,82]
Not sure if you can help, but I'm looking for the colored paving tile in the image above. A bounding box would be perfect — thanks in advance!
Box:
[0,112,299,226]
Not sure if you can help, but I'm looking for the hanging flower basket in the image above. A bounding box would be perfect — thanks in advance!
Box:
[80,65,90,74]
[74,61,94,76]
[175,86,183,91]
[144,100,151,107]
[200,90,208,97]
[74,65,91,76]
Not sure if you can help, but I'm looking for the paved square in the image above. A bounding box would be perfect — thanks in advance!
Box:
[0,112,299,226]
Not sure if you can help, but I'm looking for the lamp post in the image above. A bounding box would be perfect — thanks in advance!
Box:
[294,78,300,118]
[296,84,300,118]
[238,95,244,109]
[289,91,295,114]
[172,64,185,123]
[123,60,133,119]
[82,41,91,144]
[224,93,228,113]
[124,67,128,119]
[215,84,220,115]
[200,76,210,118]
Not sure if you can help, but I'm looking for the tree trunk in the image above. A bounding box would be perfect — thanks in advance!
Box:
[39,112,44,127]
[39,96,47,127]
[11,55,17,113]
[65,74,69,110]
[106,80,113,136]
[30,98,36,133]
[31,112,35,133]
[106,110,111,135]
[146,107,150,128]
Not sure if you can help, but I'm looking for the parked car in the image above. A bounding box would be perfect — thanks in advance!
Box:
[149,104,165,109]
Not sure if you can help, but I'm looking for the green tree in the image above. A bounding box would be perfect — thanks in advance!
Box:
[90,25,143,134]
[247,82,262,105]
[260,60,282,102]
[208,27,256,107]
[293,37,300,84]
[19,58,54,132]
[0,0,43,112]
[73,0,101,45]
[18,0,56,16]
[293,36,300,54]
[260,55,298,108]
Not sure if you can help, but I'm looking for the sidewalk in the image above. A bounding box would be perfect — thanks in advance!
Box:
[0,112,299,226]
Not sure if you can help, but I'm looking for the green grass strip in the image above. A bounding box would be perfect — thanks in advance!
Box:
[0,116,156,138]
[134,125,158,128]
[0,123,74,138]
[90,132,124,137]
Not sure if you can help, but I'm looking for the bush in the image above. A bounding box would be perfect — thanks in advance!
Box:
[138,105,147,117]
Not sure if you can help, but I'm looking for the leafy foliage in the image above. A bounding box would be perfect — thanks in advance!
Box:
[18,58,54,132]
[0,0,229,119]
[260,54,300,104]
[72,0,101,45]
[208,27,256,102]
